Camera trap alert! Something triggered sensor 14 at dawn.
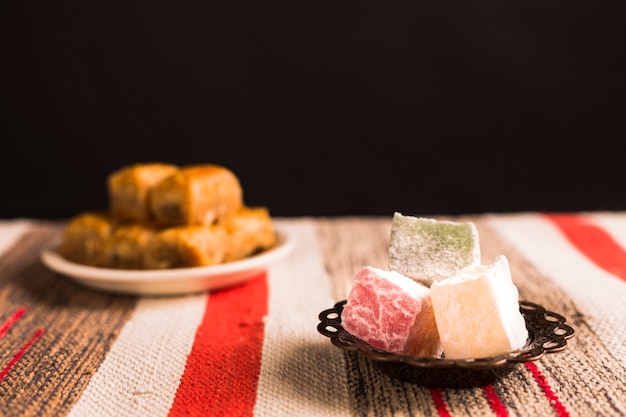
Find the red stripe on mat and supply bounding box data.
[0,307,26,339]
[0,328,44,381]
[429,388,452,417]
[525,362,570,417]
[547,213,626,282]
[168,272,268,417]
[483,384,508,417]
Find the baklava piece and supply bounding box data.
[218,206,277,262]
[102,222,157,269]
[144,225,230,269]
[108,162,179,222]
[149,164,243,227]
[58,211,114,266]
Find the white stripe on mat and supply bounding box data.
[487,213,626,367]
[67,294,207,417]
[0,220,31,255]
[254,220,352,417]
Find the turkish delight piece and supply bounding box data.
[341,266,443,358]
[389,213,480,284]
[430,255,529,359]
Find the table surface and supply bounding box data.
[0,213,624,417]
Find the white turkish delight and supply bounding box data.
[430,255,529,359]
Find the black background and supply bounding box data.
[2,0,625,219]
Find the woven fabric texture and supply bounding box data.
[0,215,624,417]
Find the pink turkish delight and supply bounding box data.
[341,266,443,358]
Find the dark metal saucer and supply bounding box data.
[317,300,574,388]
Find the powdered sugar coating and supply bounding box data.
[341,266,441,356]
[430,255,529,359]
[389,213,480,284]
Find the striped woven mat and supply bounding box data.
[0,214,624,417]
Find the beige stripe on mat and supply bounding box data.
[254,220,352,417]
[66,294,207,417]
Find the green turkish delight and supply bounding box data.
[388,212,480,284]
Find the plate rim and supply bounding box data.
[41,228,294,287]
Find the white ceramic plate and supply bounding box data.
[41,229,294,296]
